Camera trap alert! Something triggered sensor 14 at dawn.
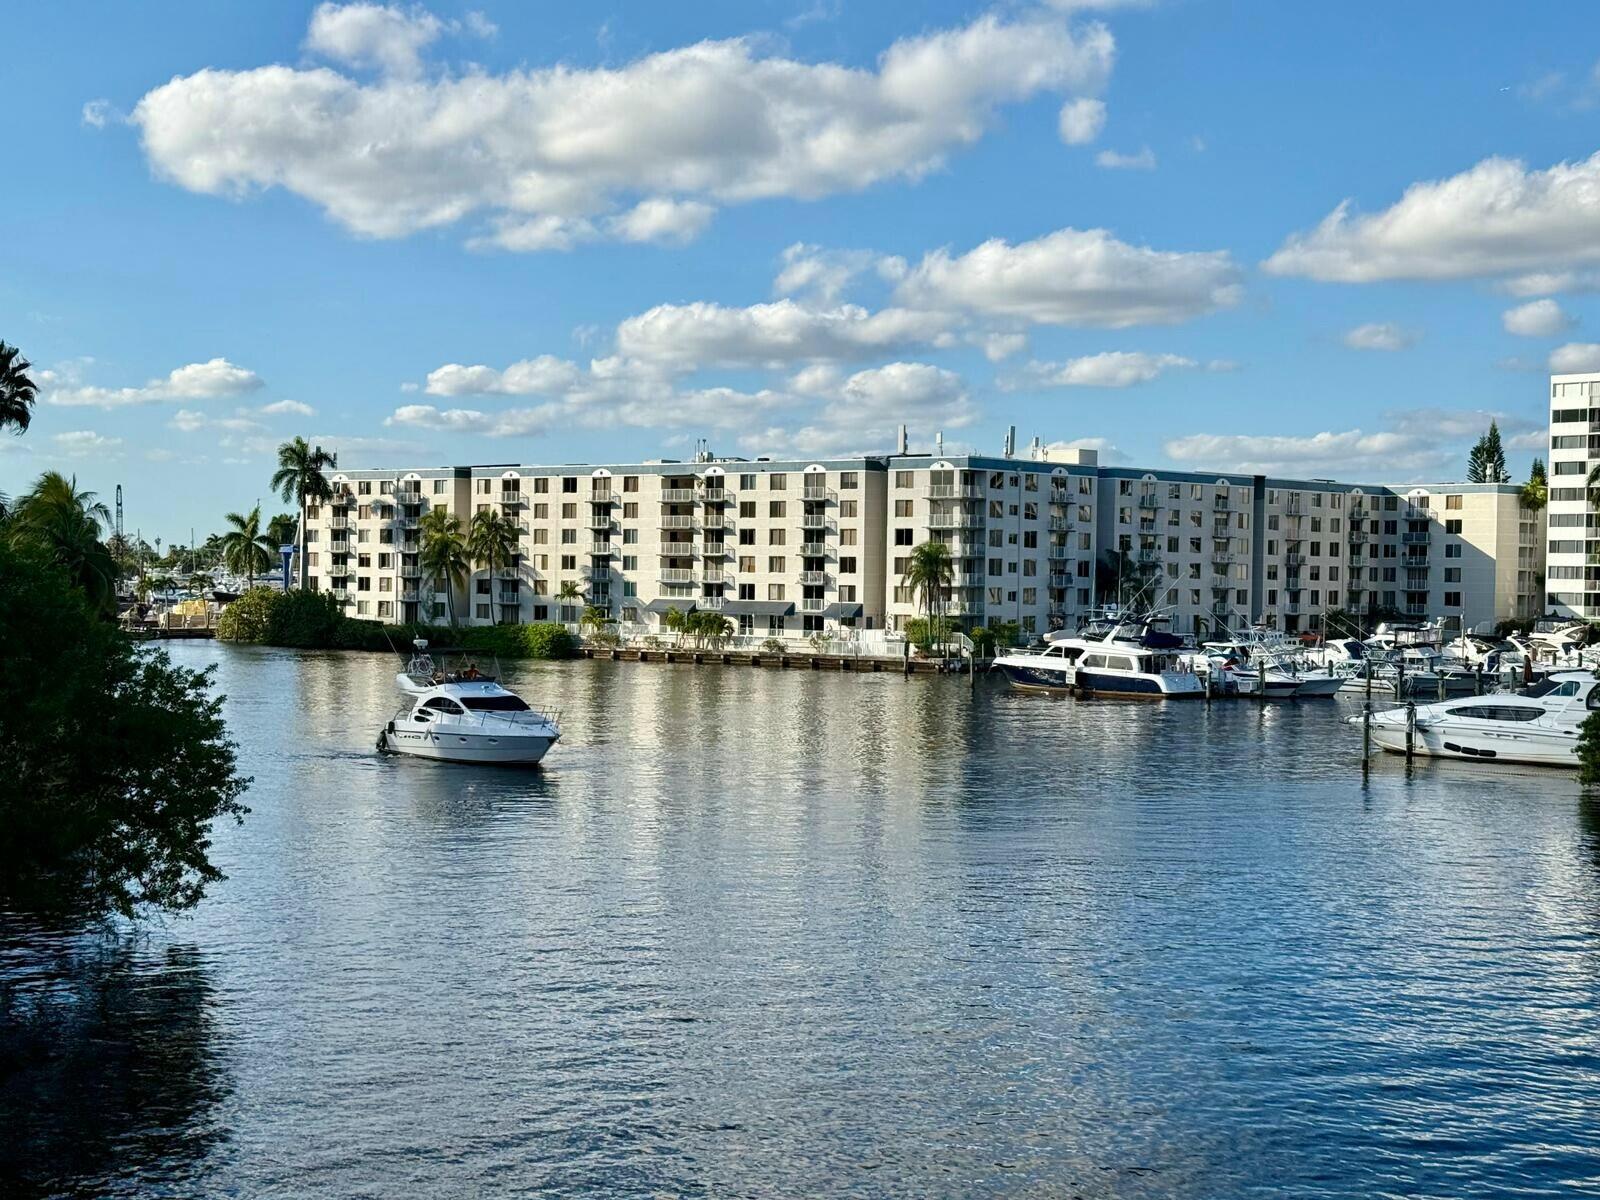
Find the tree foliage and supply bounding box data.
[271,437,336,590]
[1520,458,1548,513]
[6,471,119,616]
[1580,709,1600,787]
[220,506,275,585]
[418,508,469,625]
[0,545,249,918]
[0,340,37,434]
[1466,420,1510,484]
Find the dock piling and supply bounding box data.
[1362,702,1372,778]
[1404,701,1416,762]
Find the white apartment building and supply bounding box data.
[302,448,1542,639]
[306,456,890,636]
[1548,371,1600,619]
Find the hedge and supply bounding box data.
[217,587,576,659]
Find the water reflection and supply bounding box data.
[8,643,1600,1197]
[0,925,227,1199]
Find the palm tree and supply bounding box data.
[1521,458,1547,513]
[266,512,298,550]
[220,505,275,587]
[468,509,520,624]
[419,508,469,625]
[580,603,611,634]
[270,437,337,590]
[661,604,686,642]
[0,342,38,435]
[7,471,117,614]
[902,539,954,651]
[555,579,586,623]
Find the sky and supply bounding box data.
[3,0,1597,544]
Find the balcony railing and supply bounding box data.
[1049,516,1073,531]
[800,514,838,531]
[1048,543,1071,561]
[395,514,420,529]
[1213,496,1231,511]
[800,542,830,558]
[699,570,730,587]
[330,490,355,507]
[802,485,837,502]
[701,542,733,559]
[499,490,524,506]
[1212,552,1234,565]
[496,593,521,606]
[588,514,615,531]
[799,570,829,586]
[1137,495,1161,510]
[699,595,726,610]
[800,598,827,613]
[1286,496,1304,515]
[660,488,698,504]
[589,487,614,505]
[925,483,983,500]
[400,565,422,579]
[1049,572,1071,588]
[659,515,696,530]
[1135,550,1162,565]
[926,512,980,530]
[586,541,615,556]
[1402,531,1430,544]
[701,488,728,505]
[660,569,696,584]
[1286,553,1305,567]
[658,543,698,559]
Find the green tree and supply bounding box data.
[0,340,38,434]
[1580,709,1600,787]
[220,505,275,586]
[467,509,520,623]
[580,603,611,634]
[0,544,249,917]
[1521,457,1548,513]
[661,604,687,640]
[7,471,118,616]
[419,507,469,625]
[1466,420,1510,484]
[266,512,298,550]
[902,540,954,650]
[270,437,337,591]
[555,578,586,623]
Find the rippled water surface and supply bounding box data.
[5,643,1600,1198]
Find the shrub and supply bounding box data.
[216,587,278,643]
[0,544,249,917]
[1581,710,1600,787]
[519,622,577,659]
[265,588,344,648]
[970,627,997,658]
[904,615,953,653]
[760,637,786,653]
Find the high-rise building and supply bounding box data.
[1547,371,1600,619]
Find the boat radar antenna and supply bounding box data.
[413,637,429,652]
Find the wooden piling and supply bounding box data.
[1362,702,1372,778]
[1405,701,1416,762]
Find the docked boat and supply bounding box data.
[1350,671,1598,767]
[994,612,1205,698]
[377,641,561,766]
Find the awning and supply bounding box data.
[645,599,696,614]
[723,600,794,617]
[820,603,863,619]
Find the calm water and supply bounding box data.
[5,644,1600,1198]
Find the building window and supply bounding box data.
[895,529,913,546]
[1444,592,1462,607]
[895,471,914,488]
[769,474,786,490]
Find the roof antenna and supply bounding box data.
[897,424,908,455]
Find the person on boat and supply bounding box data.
[463,662,482,680]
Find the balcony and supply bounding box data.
[1049,486,1071,505]
[660,488,698,504]
[1349,531,1368,544]
[800,513,838,531]
[925,483,983,500]
[1348,505,1366,521]
[659,515,696,531]
[328,515,350,530]
[1213,496,1231,511]
[799,570,830,586]
[802,484,837,502]
[589,487,614,505]
[1135,549,1162,566]
[585,563,611,581]
[1286,495,1304,515]
[800,542,831,558]
[1286,553,1305,567]
[660,568,696,585]
[400,564,422,579]
[496,592,521,607]
[499,490,524,506]
[1402,531,1430,544]
[800,598,827,614]
[588,514,616,531]
[701,542,733,559]
[394,513,420,529]
[700,570,730,587]
[925,512,980,530]
[1212,552,1234,565]
[1284,602,1301,615]
[658,543,698,559]
[1049,571,1072,588]
[1404,603,1428,617]
[1137,495,1161,510]
[330,490,355,507]
[586,541,615,556]
[701,487,728,505]
[327,565,351,579]
[699,595,726,610]
[1048,543,1071,561]
[1049,516,1074,531]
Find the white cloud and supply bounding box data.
[972,331,1028,361]
[745,362,976,457]
[894,227,1241,328]
[1058,97,1106,145]
[787,364,843,395]
[614,299,951,370]
[1095,145,1155,170]
[1502,270,1600,297]
[168,408,266,434]
[387,403,495,432]
[1164,406,1543,478]
[260,398,317,416]
[424,355,583,396]
[607,197,715,245]
[43,357,263,408]
[1265,152,1600,284]
[81,99,114,129]
[132,11,1114,249]
[1551,343,1600,373]
[1502,298,1574,337]
[1342,322,1418,352]
[773,243,879,303]
[52,430,124,457]
[305,3,443,76]
[1025,350,1199,387]
[463,10,497,38]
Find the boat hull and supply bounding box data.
[995,661,1204,698]
[382,724,557,766]
[1366,721,1576,768]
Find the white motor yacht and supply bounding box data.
[377,641,561,766]
[994,612,1205,698]
[1350,671,1599,768]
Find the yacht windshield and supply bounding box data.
[1516,678,1576,699]
[460,695,530,712]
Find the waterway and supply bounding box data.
[4,644,1599,1198]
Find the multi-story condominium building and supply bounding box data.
[881,449,1100,638]
[309,456,889,636]
[302,449,1543,640]
[1548,371,1600,619]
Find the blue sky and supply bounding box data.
[3,0,1595,541]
